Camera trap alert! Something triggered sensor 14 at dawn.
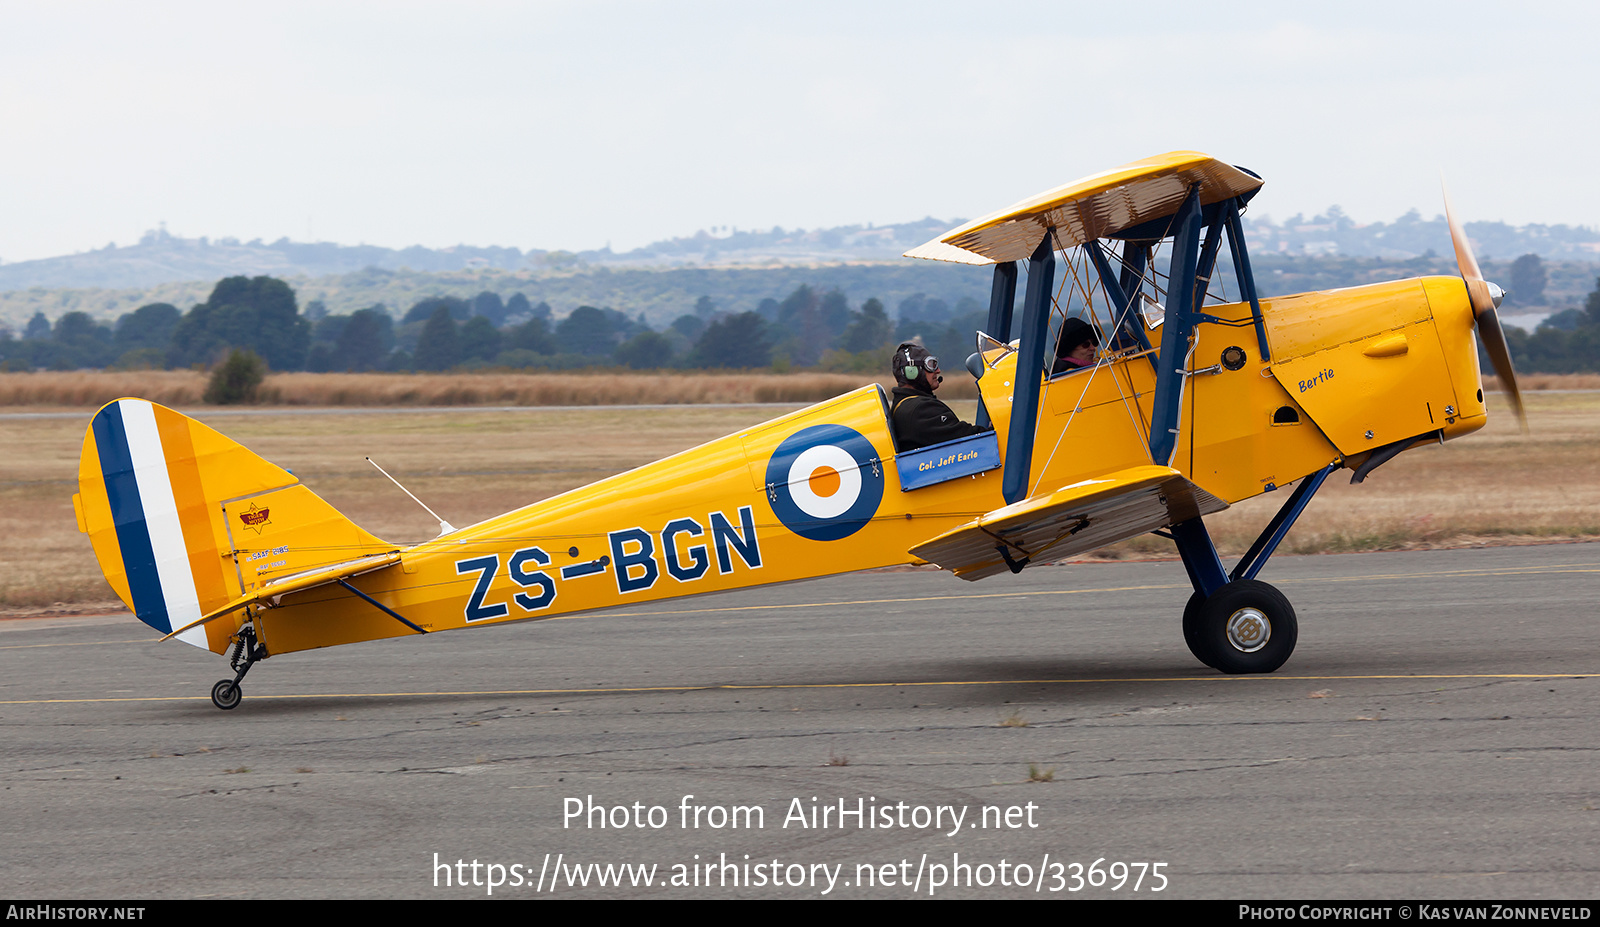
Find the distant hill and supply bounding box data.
[0,219,959,294]
[4,253,1596,339]
[3,208,1597,333]
[0,263,998,333]
[4,210,1595,298]
[1241,208,1600,262]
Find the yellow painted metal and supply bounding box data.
[253,386,1010,655]
[1363,333,1410,358]
[1265,281,1461,454]
[222,484,395,593]
[1182,299,1342,500]
[1420,275,1489,439]
[1035,357,1158,497]
[1262,278,1434,359]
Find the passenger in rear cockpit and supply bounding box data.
[1050,317,1099,377]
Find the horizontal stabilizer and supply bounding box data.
[160,552,403,642]
[908,465,1227,580]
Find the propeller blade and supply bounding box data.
[1475,307,1528,432]
[1442,180,1498,318]
[1443,179,1526,433]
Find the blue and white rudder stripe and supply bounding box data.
[90,399,209,649]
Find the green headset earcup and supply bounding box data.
[904,365,919,380]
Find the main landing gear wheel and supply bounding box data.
[1185,579,1297,674]
[211,679,242,710]
[1181,591,1214,668]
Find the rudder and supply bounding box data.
[77,398,394,652]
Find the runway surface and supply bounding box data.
[2,544,1596,899]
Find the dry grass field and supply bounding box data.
[3,385,1596,616]
[0,370,986,408]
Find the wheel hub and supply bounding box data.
[1225,607,1271,653]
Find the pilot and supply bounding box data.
[890,342,989,452]
[1050,317,1099,376]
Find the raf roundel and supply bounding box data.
[765,424,884,541]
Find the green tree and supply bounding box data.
[840,297,891,352]
[311,314,349,346]
[506,316,556,354]
[114,303,181,354]
[334,307,393,371]
[556,306,616,356]
[402,296,471,324]
[414,307,461,371]
[472,291,507,325]
[670,314,706,340]
[774,285,822,365]
[23,312,50,341]
[203,349,267,404]
[1508,254,1547,306]
[459,315,503,362]
[615,331,675,369]
[818,289,851,340]
[305,342,337,372]
[52,312,115,368]
[688,312,771,368]
[168,276,309,370]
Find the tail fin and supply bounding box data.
[76,398,394,653]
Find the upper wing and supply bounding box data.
[908,465,1227,580]
[903,151,1263,265]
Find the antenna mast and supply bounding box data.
[366,457,457,536]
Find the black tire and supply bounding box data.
[1195,580,1297,674]
[1181,590,1214,668]
[211,679,242,710]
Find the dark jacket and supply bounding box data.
[890,385,987,452]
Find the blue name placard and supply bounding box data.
[895,431,1001,491]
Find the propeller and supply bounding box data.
[1442,180,1527,432]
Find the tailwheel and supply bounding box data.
[1188,580,1297,674]
[211,679,242,710]
[208,624,267,710]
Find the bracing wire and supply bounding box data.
[1028,232,1165,497]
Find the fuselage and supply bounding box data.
[245,275,1487,657]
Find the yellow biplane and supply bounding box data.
[74,151,1521,709]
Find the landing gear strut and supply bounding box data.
[1171,463,1334,673]
[210,625,267,710]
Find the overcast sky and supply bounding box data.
[1,1,1595,263]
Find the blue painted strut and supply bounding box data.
[1172,463,1337,596]
[1001,234,1056,505]
[1230,462,1337,581]
[976,261,1018,431]
[986,261,1017,343]
[1084,239,1152,353]
[1172,517,1229,597]
[1146,185,1203,467]
[1223,199,1270,361]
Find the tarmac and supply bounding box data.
[1,544,1596,899]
